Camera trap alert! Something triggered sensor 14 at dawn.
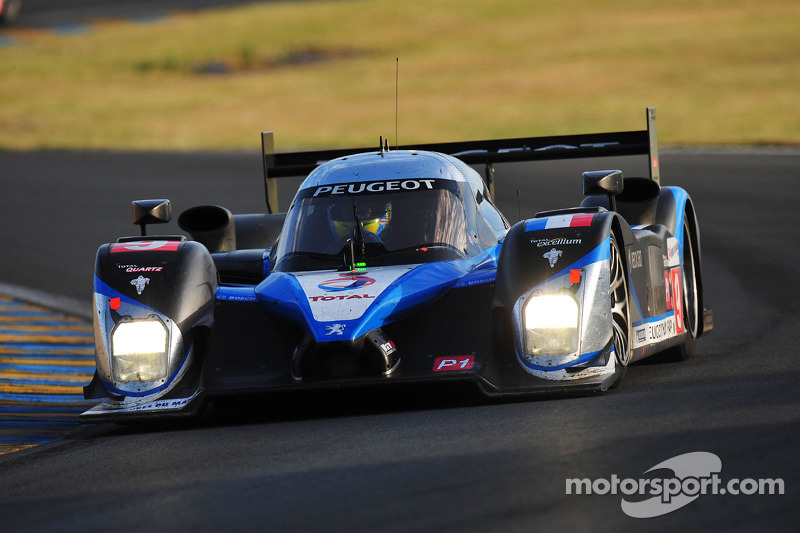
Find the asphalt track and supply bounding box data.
[0,147,798,532]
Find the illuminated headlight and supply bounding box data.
[523,294,579,356]
[111,319,169,382]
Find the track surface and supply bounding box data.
[0,148,798,531]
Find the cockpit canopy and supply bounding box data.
[273,177,468,271]
[272,150,506,272]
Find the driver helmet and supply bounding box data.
[328,200,392,238]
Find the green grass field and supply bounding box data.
[1,0,798,150]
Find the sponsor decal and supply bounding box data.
[117,264,163,272]
[531,237,582,247]
[126,396,194,412]
[130,275,150,295]
[125,266,163,273]
[110,297,121,310]
[380,341,397,356]
[309,294,375,302]
[665,237,680,268]
[110,241,180,253]
[453,271,497,288]
[297,267,406,322]
[318,275,375,292]
[570,269,581,284]
[649,319,675,342]
[217,294,257,302]
[117,263,164,274]
[632,314,679,348]
[313,179,436,197]
[543,248,563,268]
[325,323,346,336]
[433,356,475,371]
[630,250,643,269]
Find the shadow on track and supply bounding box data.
[103,384,498,435]
[99,381,604,436]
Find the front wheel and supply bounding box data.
[609,233,631,387]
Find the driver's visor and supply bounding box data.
[332,216,386,238]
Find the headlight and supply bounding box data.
[111,319,169,382]
[523,294,579,356]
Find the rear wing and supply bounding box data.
[261,107,660,214]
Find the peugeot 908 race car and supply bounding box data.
[81,108,712,422]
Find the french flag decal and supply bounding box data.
[525,213,594,232]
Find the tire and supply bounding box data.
[664,225,699,361]
[609,233,631,387]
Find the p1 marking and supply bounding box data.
[433,356,474,372]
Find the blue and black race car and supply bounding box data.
[81,108,712,422]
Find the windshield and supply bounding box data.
[273,179,468,272]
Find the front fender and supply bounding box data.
[89,238,217,400]
[495,209,626,305]
[494,208,627,377]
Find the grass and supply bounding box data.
[0,0,798,150]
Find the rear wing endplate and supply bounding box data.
[261,107,660,214]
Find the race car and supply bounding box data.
[81,108,712,422]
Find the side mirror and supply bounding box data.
[132,199,172,236]
[582,170,624,212]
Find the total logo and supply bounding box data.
[318,275,376,292]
